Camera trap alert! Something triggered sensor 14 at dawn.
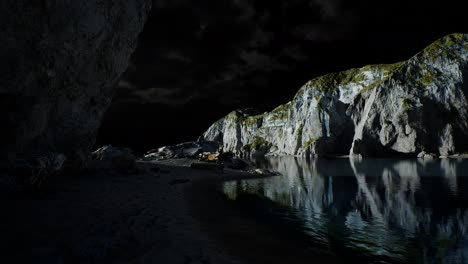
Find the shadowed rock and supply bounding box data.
[0,0,151,168]
[92,145,136,171]
[144,141,221,160]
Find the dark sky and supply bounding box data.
[96,0,468,153]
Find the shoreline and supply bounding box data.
[184,171,343,264]
[0,159,274,263]
[264,153,468,159]
[156,159,343,263]
[2,157,466,263]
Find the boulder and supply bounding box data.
[143,141,221,160]
[7,153,68,189]
[417,151,437,159]
[92,145,136,170]
[198,152,220,161]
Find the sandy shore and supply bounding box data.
[0,159,341,264]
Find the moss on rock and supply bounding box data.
[243,136,271,151]
[306,68,363,93]
[401,98,414,111]
[420,70,436,86]
[270,103,290,120]
[419,33,466,62]
[304,61,404,95]
[304,136,322,148]
[296,123,304,139]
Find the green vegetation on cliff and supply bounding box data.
[205,33,468,158]
[302,34,466,96]
[306,68,363,93]
[243,136,271,151]
[304,61,404,95]
[420,33,465,61]
[304,136,322,148]
[270,103,290,120]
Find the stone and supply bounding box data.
[143,141,221,160]
[202,34,468,158]
[417,151,436,159]
[218,151,236,161]
[35,153,68,174]
[2,152,70,189]
[0,0,152,167]
[92,145,136,170]
[198,152,220,161]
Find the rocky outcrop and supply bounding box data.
[0,1,151,167]
[92,145,136,171]
[202,34,468,158]
[143,141,221,160]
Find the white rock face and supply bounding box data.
[202,34,468,157]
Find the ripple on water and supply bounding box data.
[221,157,468,264]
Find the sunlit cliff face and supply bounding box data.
[223,157,468,263]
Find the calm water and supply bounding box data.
[221,157,468,264]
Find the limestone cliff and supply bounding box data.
[202,34,468,158]
[0,0,151,166]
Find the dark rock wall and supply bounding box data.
[0,0,151,165]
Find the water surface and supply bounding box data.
[221,157,468,263]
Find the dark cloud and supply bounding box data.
[293,24,349,42]
[133,86,197,106]
[309,0,342,20]
[153,0,189,8]
[118,0,270,107]
[117,0,468,107]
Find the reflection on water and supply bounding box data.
[222,157,468,263]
